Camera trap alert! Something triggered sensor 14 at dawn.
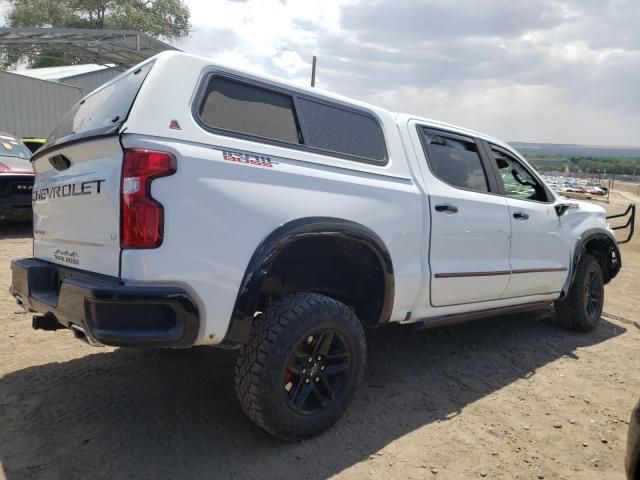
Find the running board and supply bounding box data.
[412,301,552,331]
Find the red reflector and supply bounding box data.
[121,149,177,249]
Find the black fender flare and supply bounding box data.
[221,217,395,347]
[560,228,621,298]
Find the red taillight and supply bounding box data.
[121,149,177,249]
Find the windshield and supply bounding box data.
[0,135,31,159]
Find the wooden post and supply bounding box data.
[311,56,317,87]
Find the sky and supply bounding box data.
[1,0,638,146]
[0,2,7,25]
[173,0,640,146]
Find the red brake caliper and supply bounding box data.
[285,341,307,391]
[284,371,294,386]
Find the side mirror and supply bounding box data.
[555,202,578,216]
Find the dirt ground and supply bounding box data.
[1,191,638,480]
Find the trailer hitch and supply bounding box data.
[607,203,635,244]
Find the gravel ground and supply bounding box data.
[0,191,638,480]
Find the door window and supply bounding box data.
[420,129,489,192]
[491,148,550,202]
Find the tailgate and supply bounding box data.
[30,59,154,277]
[32,138,123,277]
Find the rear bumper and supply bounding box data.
[10,258,199,347]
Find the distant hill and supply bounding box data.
[509,142,640,158]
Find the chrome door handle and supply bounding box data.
[513,212,529,220]
[435,204,458,214]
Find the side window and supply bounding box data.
[196,75,388,164]
[420,129,489,192]
[296,98,387,162]
[198,77,301,144]
[491,148,549,202]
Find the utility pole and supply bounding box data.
[611,168,616,191]
[311,56,317,87]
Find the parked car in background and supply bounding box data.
[0,133,34,221]
[20,137,47,154]
[585,182,608,195]
[541,175,609,197]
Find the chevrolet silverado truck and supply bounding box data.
[10,51,635,440]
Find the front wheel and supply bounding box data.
[554,254,604,332]
[234,292,366,440]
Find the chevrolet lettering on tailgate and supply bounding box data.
[32,179,105,202]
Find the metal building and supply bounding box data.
[0,70,82,138]
[13,64,120,96]
[0,27,177,139]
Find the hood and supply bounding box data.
[559,198,610,235]
[0,155,34,175]
[571,199,606,216]
[557,194,607,215]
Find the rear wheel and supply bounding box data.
[234,292,366,440]
[554,254,604,332]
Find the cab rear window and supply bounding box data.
[44,61,154,151]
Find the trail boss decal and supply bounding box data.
[53,249,79,265]
[222,150,278,168]
[33,179,105,203]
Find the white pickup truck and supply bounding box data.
[10,51,634,440]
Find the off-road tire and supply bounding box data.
[554,254,604,332]
[234,292,367,441]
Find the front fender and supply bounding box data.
[560,228,621,298]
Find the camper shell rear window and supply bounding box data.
[195,74,388,164]
[40,61,154,155]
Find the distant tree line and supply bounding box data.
[570,156,640,175]
[523,152,640,175]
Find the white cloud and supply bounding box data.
[366,84,639,145]
[272,50,306,75]
[174,0,348,85]
[0,0,10,26]
[175,0,640,145]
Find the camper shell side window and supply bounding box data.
[194,73,388,165]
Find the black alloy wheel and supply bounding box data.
[284,329,351,415]
[554,254,604,332]
[235,292,367,440]
[584,269,603,319]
